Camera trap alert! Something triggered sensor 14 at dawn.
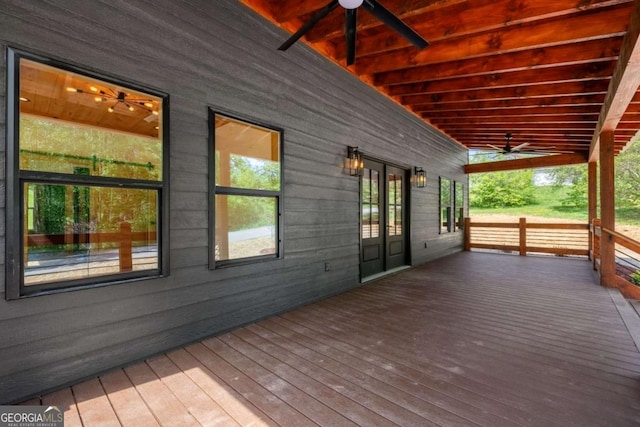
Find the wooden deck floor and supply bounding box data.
[21,252,640,426]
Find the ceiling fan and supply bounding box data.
[471,133,575,158]
[278,0,429,65]
[487,133,530,155]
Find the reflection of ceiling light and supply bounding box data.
[20,96,31,102]
[67,86,158,116]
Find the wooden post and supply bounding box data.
[587,161,598,260]
[519,217,527,256]
[119,222,133,272]
[599,130,615,287]
[464,217,471,251]
[592,218,601,270]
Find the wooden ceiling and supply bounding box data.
[20,59,162,139]
[241,0,640,161]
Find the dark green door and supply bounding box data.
[361,160,408,279]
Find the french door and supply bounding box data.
[360,159,408,279]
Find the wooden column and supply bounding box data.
[119,222,133,272]
[587,161,598,260]
[599,130,615,287]
[519,217,527,256]
[463,217,471,251]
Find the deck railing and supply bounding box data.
[593,221,640,293]
[27,222,157,271]
[464,217,590,257]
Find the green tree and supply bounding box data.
[547,164,588,208]
[616,140,640,208]
[470,169,536,208]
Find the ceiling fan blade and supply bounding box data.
[345,8,357,65]
[278,0,339,51]
[487,144,503,151]
[363,0,428,49]
[512,142,530,151]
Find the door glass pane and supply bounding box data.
[362,168,380,239]
[388,173,402,236]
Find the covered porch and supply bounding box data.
[23,252,640,426]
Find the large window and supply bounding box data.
[6,48,168,299]
[210,111,283,267]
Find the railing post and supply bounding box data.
[464,217,471,251]
[519,217,527,256]
[119,222,133,272]
[592,218,601,271]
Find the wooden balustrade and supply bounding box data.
[464,217,590,257]
[26,223,156,271]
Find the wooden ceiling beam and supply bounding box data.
[353,6,629,74]
[430,115,598,125]
[443,123,599,131]
[454,132,595,140]
[401,81,610,105]
[424,106,600,119]
[387,62,615,97]
[309,0,631,46]
[411,95,606,113]
[374,38,622,87]
[590,0,640,161]
[304,0,475,42]
[464,153,589,174]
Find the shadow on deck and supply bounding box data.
[21,252,640,426]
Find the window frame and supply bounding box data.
[454,181,465,232]
[439,176,453,234]
[208,109,284,269]
[5,47,170,299]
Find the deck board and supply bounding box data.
[29,252,640,426]
[99,369,159,427]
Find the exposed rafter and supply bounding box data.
[241,0,638,163]
[589,0,640,162]
[464,153,588,174]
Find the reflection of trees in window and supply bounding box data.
[6,49,167,299]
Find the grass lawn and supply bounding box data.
[470,185,640,226]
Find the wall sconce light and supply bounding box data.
[414,166,426,188]
[346,146,364,176]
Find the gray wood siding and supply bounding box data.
[0,0,467,403]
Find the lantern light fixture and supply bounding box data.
[414,166,426,188]
[346,146,364,176]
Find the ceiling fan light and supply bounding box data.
[107,106,114,113]
[339,0,363,9]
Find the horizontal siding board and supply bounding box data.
[0,0,466,402]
